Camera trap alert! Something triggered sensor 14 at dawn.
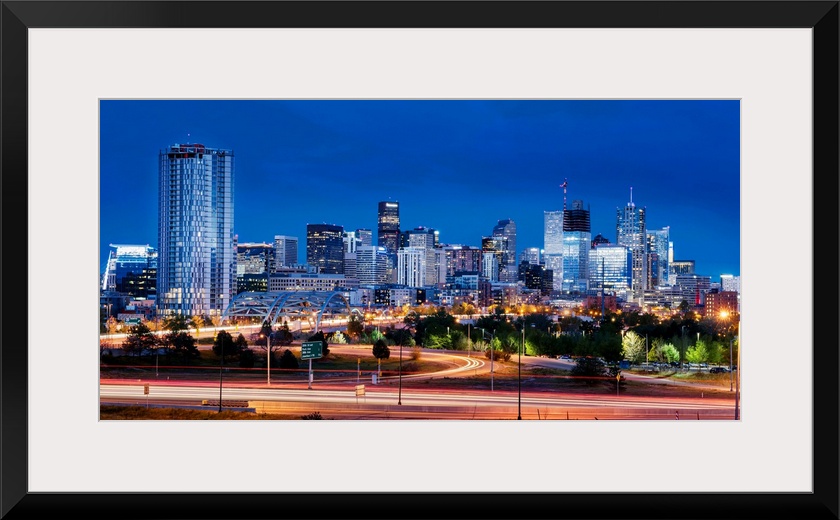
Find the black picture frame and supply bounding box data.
[2,2,837,519]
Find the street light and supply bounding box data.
[398,340,403,405]
[260,325,271,386]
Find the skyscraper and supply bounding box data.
[543,210,564,291]
[377,201,400,256]
[616,188,647,301]
[397,246,426,288]
[403,227,438,286]
[306,224,345,275]
[273,235,299,269]
[647,226,670,286]
[481,236,507,282]
[492,219,517,282]
[562,200,591,293]
[355,228,373,247]
[157,144,234,318]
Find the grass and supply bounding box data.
[100,405,299,420]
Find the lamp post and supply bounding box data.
[261,327,271,386]
[729,337,734,392]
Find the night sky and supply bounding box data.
[100,100,740,279]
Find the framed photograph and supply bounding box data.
[3,1,837,519]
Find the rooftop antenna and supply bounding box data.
[560,178,568,211]
[630,186,634,206]
[187,132,190,144]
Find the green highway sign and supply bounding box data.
[301,341,323,360]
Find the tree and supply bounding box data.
[677,300,691,314]
[661,343,680,363]
[123,322,157,356]
[212,330,236,362]
[239,348,256,368]
[167,331,200,363]
[331,331,348,344]
[571,357,607,381]
[273,321,294,346]
[162,314,190,333]
[685,341,710,364]
[346,314,364,340]
[307,331,330,357]
[279,349,299,369]
[105,316,119,335]
[621,330,646,363]
[372,339,391,360]
[234,333,248,352]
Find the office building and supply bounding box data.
[397,246,426,288]
[492,219,517,282]
[236,242,275,294]
[616,189,647,301]
[562,200,591,293]
[356,228,373,247]
[101,244,158,299]
[647,227,671,286]
[157,143,234,317]
[589,244,632,300]
[273,235,298,269]
[377,201,400,257]
[544,210,564,291]
[306,224,345,275]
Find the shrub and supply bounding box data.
[300,412,323,420]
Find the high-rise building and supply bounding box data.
[157,144,234,317]
[616,189,647,301]
[377,201,400,256]
[356,246,392,285]
[720,274,741,294]
[544,210,564,291]
[273,235,298,269]
[674,274,712,306]
[492,219,517,282]
[343,231,359,253]
[236,242,275,293]
[562,200,591,293]
[647,227,671,286]
[397,246,426,288]
[591,233,610,248]
[588,244,632,301]
[355,228,372,247]
[101,244,157,298]
[481,236,507,282]
[519,247,542,266]
[670,260,695,276]
[306,224,345,275]
[403,227,437,286]
[442,245,482,282]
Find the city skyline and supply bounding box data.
[100,100,740,279]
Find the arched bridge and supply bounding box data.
[221,291,362,331]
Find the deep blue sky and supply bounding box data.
[100,100,740,279]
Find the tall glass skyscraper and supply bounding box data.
[616,189,647,301]
[492,219,517,282]
[647,226,670,287]
[543,210,564,291]
[158,144,234,318]
[306,224,345,274]
[562,200,591,293]
[589,244,632,301]
[377,201,400,257]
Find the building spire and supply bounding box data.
[630,186,634,207]
[560,178,568,211]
